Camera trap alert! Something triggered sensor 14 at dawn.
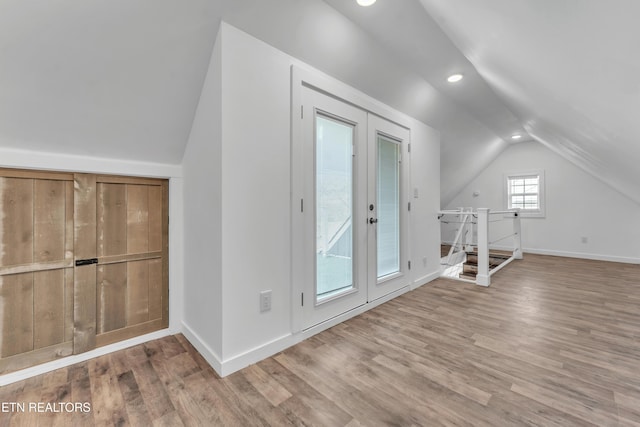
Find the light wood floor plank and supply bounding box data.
[2,254,640,426]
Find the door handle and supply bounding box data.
[75,258,98,267]
[369,218,378,224]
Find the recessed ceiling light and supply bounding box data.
[447,73,464,83]
[357,0,376,6]
[511,134,522,140]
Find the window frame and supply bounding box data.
[504,170,545,218]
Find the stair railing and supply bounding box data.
[476,208,522,286]
[439,207,522,286]
[439,208,474,267]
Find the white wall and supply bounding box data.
[220,24,293,361]
[444,141,640,263]
[410,123,442,285]
[182,23,441,376]
[181,28,224,366]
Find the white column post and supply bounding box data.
[512,208,523,259]
[476,208,490,286]
[463,207,474,252]
[456,207,464,247]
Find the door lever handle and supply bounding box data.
[369,218,378,224]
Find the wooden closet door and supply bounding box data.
[0,170,75,374]
[0,170,169,374]
[93,175,169,348]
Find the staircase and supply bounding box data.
[439,207,523,286]
[459,250,511,280]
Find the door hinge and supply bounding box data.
[301,105,304,119]
[408,260,411,270]
[301,199,304,212]
[407,143,411,153]
[301,292,304,306]
[408,202,411,211]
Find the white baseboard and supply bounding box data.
[222,286,410,377]
[0,327,177,386]
[181,323,308,378]
[181,322,223,374]
[412,270,441,290]
[182,285,413,378]
[293,285,410,351]
[521,247,640,264]
[218,333,296,377]
[442,241,640,265]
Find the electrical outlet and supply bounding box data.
[422,256,427,267]
[581,236,588,244]
[260,290,272,312]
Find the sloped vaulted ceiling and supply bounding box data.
[4,0,634,207]
[1,0,527,199]
[320,0,525,206]
[226,0,532,206]
[0,0,221,163]
[419,0,640,204]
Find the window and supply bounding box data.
[505,170,545,217]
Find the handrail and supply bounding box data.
[440,209,518,216]
[438,210,464,215]
[438,210,479,219]
[487,209,519,215]
[438,210,463,220]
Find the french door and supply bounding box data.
[0,169,169,374]
[367,115,410,301]
[300,86,369,328]
[298,86,410,329]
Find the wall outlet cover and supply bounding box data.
[260,290,272,312]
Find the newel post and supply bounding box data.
[513,208,523,260]
[476,208,490,286]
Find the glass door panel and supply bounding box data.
[298,86,368,329]
[316,115,354,301]
[367,116,410,301]
[377,135,401,279]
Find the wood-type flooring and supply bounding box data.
[2,254,640,426]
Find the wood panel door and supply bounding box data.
[0,169,168,374]
[0,170,75,373]
[93,175,169,348]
